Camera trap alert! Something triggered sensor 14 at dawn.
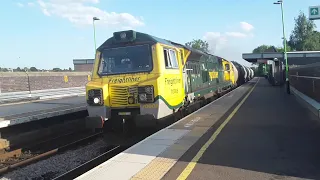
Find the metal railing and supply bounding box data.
[289,62,320,103]
[0,87,85,104]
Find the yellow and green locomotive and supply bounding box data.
[85,30,246,132]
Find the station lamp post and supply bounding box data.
[274,0,290,94]
[93,17,100,54]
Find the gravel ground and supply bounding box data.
[0,138,107,180]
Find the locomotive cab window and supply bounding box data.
[163,48,179,69]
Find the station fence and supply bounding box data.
[0,72,91,103]
[289,62,320,103]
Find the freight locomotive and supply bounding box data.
[85,30,254,134]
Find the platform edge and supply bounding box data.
[290,86,320,119]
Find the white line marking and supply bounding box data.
[184,117,201,128]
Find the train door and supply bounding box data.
[222,60,231,81]
[181,50,191,94]
[217,58,223,84]
[200,60,209,89]
[184,62,193,93]
[194,63,202,90]
[210,56,220,87]
[187,62,199,92]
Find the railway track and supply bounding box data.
[0,129,103,176]
[0,126,156,179]
[0,87,234,179]
[53,145,126,180]
[52,90,234,179]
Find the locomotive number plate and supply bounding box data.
[118,112,131,115]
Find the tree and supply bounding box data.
[303,31,320,50]
[30,67,38,72]
[252,42,292,53]
[288,11,320,51]
[53,68,62,72]
[16,67,21,72]
[252,45,276,53]
[276,41,293,52]
[185,39,209,53]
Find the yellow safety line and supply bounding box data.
[176,78,260,180]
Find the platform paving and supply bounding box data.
[76,77,320,180]
[163,78,320,180]
[76,79,256,180]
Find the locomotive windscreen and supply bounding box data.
[98,44,153,75]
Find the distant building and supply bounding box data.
[243,51,320,66]
[73,59,95,71]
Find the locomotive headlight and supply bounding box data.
[87,89,103,106]
[145,86,153,94]
[138,85,154,103]
[93,97,100,104]
[139,94,147,101]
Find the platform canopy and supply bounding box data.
[242,51,320,65]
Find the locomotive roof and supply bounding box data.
[98,30,227,60]
[97,31,175,50]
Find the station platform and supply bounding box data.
[76,77,320,180]
[0,96,86,128]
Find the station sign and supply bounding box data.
[309,6,320,20]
